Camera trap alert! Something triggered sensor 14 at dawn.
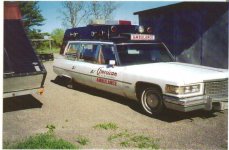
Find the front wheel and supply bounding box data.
[140,88,164,115]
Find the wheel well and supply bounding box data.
[60,75,72,80]
[135,82,162,100]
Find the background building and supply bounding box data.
[134,2,228,69]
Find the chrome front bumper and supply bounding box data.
[163,95,228,112]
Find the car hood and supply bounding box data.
[124,62,228,85]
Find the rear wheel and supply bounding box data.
[55,76,73,89]
[65,78,74,89]
[140,88,164,115]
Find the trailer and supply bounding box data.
[4,2,47,98]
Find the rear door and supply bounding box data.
[61,41,101,86]
[73,43,100,86]
[55,42,81,79]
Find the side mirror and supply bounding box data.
[109,60,115,67]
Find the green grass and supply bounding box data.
[120,141,130,147]
[108,130,130,141]
[94,122,118,130]
[221,143,228,149]
[130,135,159,149]
[46,124,56,133]
[3,141,10,149]
[4,133,77,149]
[108,130,159,149]
[76,135,90,146]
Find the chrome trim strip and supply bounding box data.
[163,95,207,106]
[53,66,132,85]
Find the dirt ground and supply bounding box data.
[3,61,228,149]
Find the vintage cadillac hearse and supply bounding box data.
[53,20,228,115]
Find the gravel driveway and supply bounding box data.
[3,61,228,149]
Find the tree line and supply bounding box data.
[18,1,119,53]
[61,1,119,28]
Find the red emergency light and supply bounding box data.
[106,20,131,25]
[118,20,131,25]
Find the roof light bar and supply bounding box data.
[89,19,105,25]
[106,20,131,25]
[118,20,131,25]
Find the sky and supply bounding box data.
[38,1,178,33]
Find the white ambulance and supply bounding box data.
[53,20,228,115]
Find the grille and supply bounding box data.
[205,79,228,101]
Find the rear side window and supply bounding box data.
[64,42,115,64]
[64,43,99,63]
[81,44,99,63]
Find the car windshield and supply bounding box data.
[116,43,174,65]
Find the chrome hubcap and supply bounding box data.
[146,93,159,108]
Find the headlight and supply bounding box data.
[165,84,200,95]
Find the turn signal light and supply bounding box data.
[38,88,44,95]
